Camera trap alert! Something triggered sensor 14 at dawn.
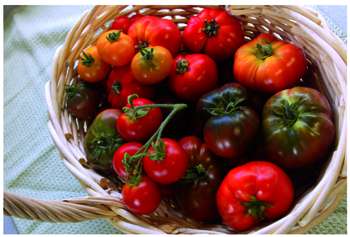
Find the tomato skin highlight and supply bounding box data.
[116,98,162,142]
[96,30,135,66]
[233,33,307,93]
[216,161,294,231]
[128,15,181,55]
[169,54,218,101]
[183,8,245,61]
[131,46,173,85]
[143,138,189,185]
[262,87,335,168]
[122,176,161,215]
[77,46,109,83]
[106,66,154,109]
[112,142,142,179]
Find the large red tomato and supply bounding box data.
[169,54,218,101]
[143,138,188,184]
[110,14,143,33]
[128,16,181,55]
[106,66,154,109]
[233,33,307,93]
[217,161,294,231]
[183,8,245,61]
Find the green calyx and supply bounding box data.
[148,140,166,161]
[181,164,208,183]
[176,59,189,74]
[140,47,154,61]
[256,43,273,60]
[106,31,121,42]
[137,41,149,51]
[112,82,121,94]
[242,196,269,220]
[202,19,220,37]
[65,83,86,100]
[89,133,123,161]
[206,98,246,116]
[80,51,95,67]
[273,100,300,127]
[122,94,150,121]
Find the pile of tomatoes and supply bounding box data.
[66,7,336,232]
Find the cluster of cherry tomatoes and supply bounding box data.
[66,7,335,232]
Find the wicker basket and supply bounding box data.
[4,5,347,234]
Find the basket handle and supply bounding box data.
[4,191,123,222]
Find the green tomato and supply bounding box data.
[263,87,335,169]
[84,109,124,171]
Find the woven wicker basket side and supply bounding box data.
[4,5,347,234]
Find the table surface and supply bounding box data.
[4,5,347,234]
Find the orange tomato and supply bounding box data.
[96,30,135,66]
[131,46,173,85]
[77,46,109,83]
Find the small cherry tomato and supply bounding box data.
[116,98,162,141]
[217,161,294,231]
[128,15,181,55]
[106,66,154,109]
[77,46,109,83]
[183,8,245,61]
[112,142,142,179]
[169,54,218,101]
[122,176,161,215]
[143,138,188,184]
[110,14,143,33]
[131,46,173,85]
[96,30,135,66]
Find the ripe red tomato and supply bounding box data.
[183,8,245,61]
[116,98,162,141]
[106,66,154,109]
[110,14,143,33]
[217,161,294,231]
[112,142,142,179]
[128,15,181,55]
[77,46,109,83]
[131,46,173,85]
[233,33,307,93]
[143,138,188,184]
[169,54,218,101]
[122,176,161,215]
[96,30,135,66]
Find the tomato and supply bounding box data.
[183,8,245,61]
[233,33,307,93]
[217,161,294,231]
[112,142,142,179]
[128,15,181,55]
[177,136,222,222]
[77,46,109,83]
[122,176,161,215]
[65,80,101,121]
[262,87,335,169]
[106,66,154,109]
[96,30,135,66]
[84,109,124,171]
[110,14,143,33]
[116,98,162,141]
[131,46,173,85]
[197,83,259,159]
[169,54,218,101]
[143,138,188,184]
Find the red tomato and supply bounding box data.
[217,161,294,231]
[77,46,109,83]
[106,66,154,109]
[122,176,161,215]
[169,54,218,101]
[128,16,181,55]
[116,98,162,141]
[112,142,142,179]
[131,46,173,85]
[96,30,135,66]
[143,138,188,184]
[183,8,245,61]
[110,14,143,33]
[233,33,307,93]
